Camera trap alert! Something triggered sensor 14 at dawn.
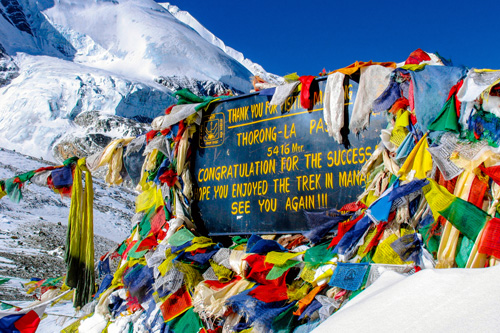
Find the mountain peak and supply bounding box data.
[0,0,279,161]
[160,2,283,85]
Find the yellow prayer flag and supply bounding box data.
[395,110,410,128]
[372,234,413,265]
[184,241,216,253]
[398,133,433,180]
[422,179,456,223]
[357,228,377,258]
[136,186,163,212]
[264,251,304,266]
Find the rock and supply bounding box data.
[155,75,242,96]
[0,43,19,87]
[52,111,150,162]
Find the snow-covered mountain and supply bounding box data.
[161,2,283,85]
[0,0,279,161]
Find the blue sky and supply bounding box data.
[166,1,499,77]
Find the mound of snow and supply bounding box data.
[313,265,500,332]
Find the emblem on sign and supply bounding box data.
[200,112,225,148]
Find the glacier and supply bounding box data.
[0,0,278,161]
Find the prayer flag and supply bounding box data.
[328,263,369,291]
[0,304,47,333]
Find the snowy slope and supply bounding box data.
[0,0,279,161]
[37,0,254,90]
[0,148,135,300]
[0,54,170,160]
[313,265,500,332]
[0,0,254,90]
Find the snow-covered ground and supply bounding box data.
[0,148,135,301]
[0,148,134,242]
[313,265,500,332]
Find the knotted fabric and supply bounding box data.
[323,72,345,143]
[65,158,94,308]
[299,75,316,110]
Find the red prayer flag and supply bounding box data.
[204,276,241,290]
[364,222,388,254]
[243,254,287,286]
[468,176,488,209]
[298,75,316,110]
[405,48,431,65]
[248,284,289,303]
[327,213,365,249]
[150,208,166,234]
[340,201,367,212]
[478,218,500,259]
[479,164,500,187]
[160,286,192,322]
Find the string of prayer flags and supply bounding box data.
[6,52,500,332]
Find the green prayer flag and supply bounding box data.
[428,95,460,133]
[63,156,79,167]
[173,308,204,333]
[272,302,298,333]
[419,224,440,254]
[16,170,36,183]
[0,301,15,310]
[304,242,333,267]
[147,152,166,182]
[116,241,128,256]
[439,197,489,241]
[4,177,22,203]
[168,228,195,247]
[455,235,474,268]
[266,260,301,280]
[174,88,221,111]
[127,241,148,259]
[41,276,63,287]
[138,207,155,239]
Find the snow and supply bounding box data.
[37,301,80,333]
[313,265,500,332]
[161,2,284,85]
[0,0,279,161]
[0,54,173,161]
[37,0,254,89]
[0,148,134,242]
